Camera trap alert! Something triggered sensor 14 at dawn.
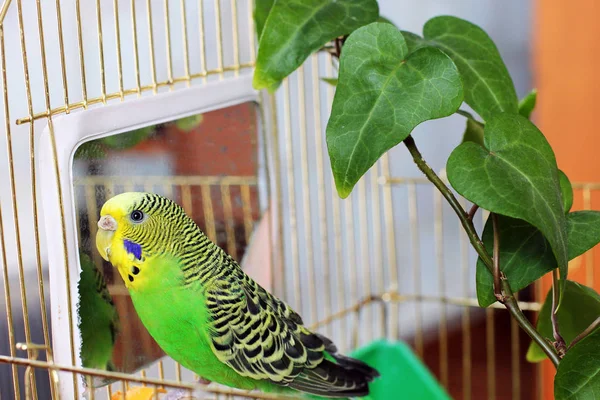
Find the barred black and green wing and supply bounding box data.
[204,254,379,398]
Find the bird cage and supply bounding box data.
[0,1,596,400]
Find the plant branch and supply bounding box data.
[491,213,504,301]
[456,109,476,119]
[551,269,567,356]
[456,109,484,126]
[329,35,349,59]
[334,38,342,59]
[467,204,479,221]
[500,279,560,366]
[403,136,484,257]
[403,134,561,368]
[568,316,600,350]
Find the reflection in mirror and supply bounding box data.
[72,103,261,388]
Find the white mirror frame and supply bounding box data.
[38,75,272,398]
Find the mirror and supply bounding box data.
[71,102,262,387]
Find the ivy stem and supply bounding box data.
[568,316,600,350]
[456,109,476,119]
[500,280,561,366]
[491,214,504,301]
[402,135,561,368]
[334,38,341,59]
[551,270,567,356]
[467,204,479,221]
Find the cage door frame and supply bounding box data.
[38,75,261,399]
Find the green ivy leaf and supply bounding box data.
[253,0,275,38]
[461,117,484,147]
[74,142,106,160]
[401,30,427,54]
[175,114,204,132]
[327,23,463,198]
[377,16,396,27]
[527,281,600,363]
[518,89,537,119]
[101,126,155,150]
[401,16,518,121]
[447,113,568,282]
[253,0,379,91]
[475,216,554,307]
[559,170,573,213]
[555,328,600,399]
[565,211,600,258]
[476,210,600,307]
[320,77,338,87]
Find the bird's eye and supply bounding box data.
[130,210,145,222]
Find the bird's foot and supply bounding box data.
[196,376,211,385]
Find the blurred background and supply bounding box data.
[0,0,597,399]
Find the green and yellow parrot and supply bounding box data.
[95,192,379,398]
[78,251,120,372]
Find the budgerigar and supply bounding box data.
[78,251,120,372]
[95,192,379,398]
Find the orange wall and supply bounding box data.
[534,1,600,398]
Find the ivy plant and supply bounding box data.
[74,115,204,160]
[253,2,600,398]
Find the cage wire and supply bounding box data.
[0,1,597,400]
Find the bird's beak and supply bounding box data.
[96,215,117,262]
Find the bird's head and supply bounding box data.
[96,192,196,289]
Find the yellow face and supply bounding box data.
[96,192,153,289]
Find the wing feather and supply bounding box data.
[204,255,377,396]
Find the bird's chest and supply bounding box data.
[129,285,216,368]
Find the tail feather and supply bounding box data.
[330,353,380,381]
[288,357,379,398]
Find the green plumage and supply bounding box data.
[97,192,379,398]
[78,251,120,372]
